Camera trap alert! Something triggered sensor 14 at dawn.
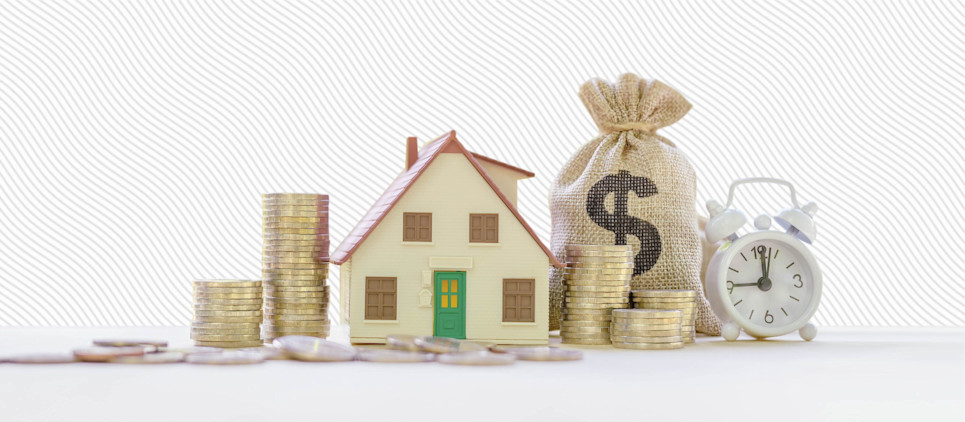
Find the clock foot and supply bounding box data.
[799,323,817,341]
[722,322,740,341]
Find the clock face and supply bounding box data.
[725,237,816,331]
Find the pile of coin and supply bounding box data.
[631,289,697,343]
[610,309,684,350]
[262,193,331,340]
[560,245,632,345]
[191,279,264,348]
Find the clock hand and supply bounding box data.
[765,247,772,281]
[731,283,757,287]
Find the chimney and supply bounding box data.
[406,137,419,170]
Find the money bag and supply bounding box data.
[549,74,721,335]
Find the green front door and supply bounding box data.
[433,271,466,339]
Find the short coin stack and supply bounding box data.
[610,309,684,350]
[262,193,331,341]
[192,279,264,348]
[560,245,632,345]
[631,289,697,342]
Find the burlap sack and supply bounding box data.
[549,74,721,335]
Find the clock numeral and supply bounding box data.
[793,274,803,288]
[727,281,734,294]
[764,310,774,324]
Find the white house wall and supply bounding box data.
[346,153,550,344]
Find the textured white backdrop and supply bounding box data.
[0,0,962,327]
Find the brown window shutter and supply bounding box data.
[403,213,431,242]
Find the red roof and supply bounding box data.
[332,130,562,268]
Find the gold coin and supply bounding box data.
[194,309,263,317]
[560,338,611,345]
[263,232,330,240]
[565,249,633,257]
[564,245,632,252]
[610,335,683,344]
[609,323,681,331]
[609,329,681,337]
[634,298,697,304]
[73,346,145,362]
[560,321,611,328]
[565,291,629,298]
[262,251,320,259]
[565,267,634,274]
[564,302,629,309]
[111,352,186,364]
[565,262,634,269]
[264,228,329,236]
[264,320,330,328]
[262,267,328,275]
[272,337,356,362]
[193,316,263,324]
[265,295,328,303]
[263,216,329,224]
[263,313,328,321]
[92,339,168,348]
[262,257,326,266]
[193,340,265,348]
[263,329,330,337]
[194,304,262,312]
[191,321,260,329]
[631,289,697,298]
[612,309,682,318]
[263,222,329,230]
[194,299,263,307]
[262,245,329,253]
[561,332,611,340]
[192,279,262,288]
[191,328,259,336]
[612,341,684,350]
[263,211,329,219]
[566,286,630,292]
[264,285,328,293]
[264,306,327,314]
[561,316,613,323]
[262,199,329,207]
[567,256,633,263]
[565,297,629,304]
[193,292,262,300]
[562,309,614,316]
[193,285,263,293]
[262,262,327,271]
[263,280,327,288]
[262,193,328,199]
[191,333,262,342]
[611,316,682,325]
[564,280,630,287]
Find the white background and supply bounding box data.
[1,0,962,327]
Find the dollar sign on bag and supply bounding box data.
[585,170,661,276]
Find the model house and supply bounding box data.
[332,131,562,344]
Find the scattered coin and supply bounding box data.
[240,346,288,360]
[161,346,222,355]
[437,351,516,366]
[4,353,77,364]
[412,337,489,354]
[73,346,146,362]
[272,336,356,362]
[357,349,436,363]
[186,351,266,365]
[111,352,186,364]
[495,347,583,361]
[385,334,421,352]
[612,341,684,350]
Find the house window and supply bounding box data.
[503,278,535,322]
[469,214,498,243]
[365,277,397,320]
[403,213,432,242]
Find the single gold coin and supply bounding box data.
[272,336,356,362]
[193,340,266,348]
[566,286,630,292]
[194,299,263,307]
[565,291,630,298]
[611,317,682,326]
[264,286,328,294]
[191,333,262,342]
[631,289,697,297]
[262,251,322,259]
[73,346,145,362]
[564,245,632,252]
[193,316,263,324]
[561,332,611,340]
[193,292,262,300]
[610,322,681,331]
[192,279,261,288]
[612,341,684,350]
[560,338,611,345]
[186,351,267,364]
[565,297,629,304]
[612,309,683,318]
[565,262,634,269]
[194,309,263,317]
[564,302,629,309]
[263,314,328,321]
[560,321,611,328]
[111,352,186,364]
[265,319,330,328]
[609,328,681,337]
[262,216,329,223]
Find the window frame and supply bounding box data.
[502,278,535,323]
[364,277,398,320]
[469,213,499,243]
[403,212,432,242]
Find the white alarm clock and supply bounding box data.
[704,178,822,341]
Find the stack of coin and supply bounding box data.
[560,245,632,345]
[262,193,331,340]
[631,289,697,342]
[610,309,684,350]
[192,279,264,348]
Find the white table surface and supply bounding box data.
[0,326,962,422]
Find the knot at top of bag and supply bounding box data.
[579,74,692,140]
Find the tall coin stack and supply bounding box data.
[560,245,632,345]
[631,289,697,343]
[192,279,264,348]
[610,309,684,350]
[262,194,331,341]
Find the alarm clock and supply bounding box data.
[704,178,822,341]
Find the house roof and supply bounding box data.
[332,130,563,268]
[470,153,535,178]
